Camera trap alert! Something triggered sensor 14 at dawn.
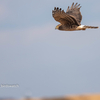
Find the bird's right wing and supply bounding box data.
[52,7,79,26]
[66,3,82,25]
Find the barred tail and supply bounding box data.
[84,25,99,29]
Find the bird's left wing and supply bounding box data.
[52,7,79,26]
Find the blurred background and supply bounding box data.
[0,0,100,99]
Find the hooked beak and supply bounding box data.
[55,26,58,30]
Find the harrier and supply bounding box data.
[52,3,98,31]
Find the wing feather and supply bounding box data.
[70,2,74,9]
[75,4,80,8]
[66,6,69,12]
[73,3,78,8]
[52,7,79,26]
[66,2,82,24]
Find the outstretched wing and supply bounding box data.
[66,2,82,24]
[52,7,79,26]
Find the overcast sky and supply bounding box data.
[0,0,100,98]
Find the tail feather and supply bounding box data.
[84,25,99,29]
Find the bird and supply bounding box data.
[52,2,98,31]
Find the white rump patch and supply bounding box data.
[79,25,85,28]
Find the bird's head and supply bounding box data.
[55,24,62,30]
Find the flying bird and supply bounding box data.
[52,3,98,31]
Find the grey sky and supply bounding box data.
[0,0,100,98]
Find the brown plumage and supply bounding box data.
[52,2,98,31]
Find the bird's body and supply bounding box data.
[52,3,98,31]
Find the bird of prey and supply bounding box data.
[52,3,98,31]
